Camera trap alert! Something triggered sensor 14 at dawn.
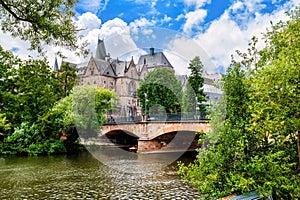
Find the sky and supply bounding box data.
[0,0,299,74]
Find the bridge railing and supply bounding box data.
[105,113,209,124]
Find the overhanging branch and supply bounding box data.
[0,0,34,24]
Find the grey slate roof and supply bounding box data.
[95,39,107,60]
[93,58,110,74]
[115,61,127,77]
[137,51,173,70]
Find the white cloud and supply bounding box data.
[99,18,129,38]
[85,18,139,59]
[231,1,244,13]
[166,36,216,73]
[193,0,296,71]
[183,9,207,34]
[76,0,102,14]
[195,11,246,68]
[141,29,153,35]
[162,14,172,23]
[166,1,171,7]
[182,0,211,9]
[175,14,185,21]
[76,12,101,30]
[129,17,157,34]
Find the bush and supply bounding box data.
[0,122,66,155]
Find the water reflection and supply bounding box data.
[0,151,201,199]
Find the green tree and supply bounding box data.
[57,62,78,97]
[10,59,61,126]
[0,46,19,122]
[0,47,81,155]
[245,8,300,198]
[179,63,252,198]
[178,8,300,199]
[182,82,197,116]
[185,56,206,115]
[0,47,62,128]
[0,0,86,55]
[44,85,118,143]
[137,68,182,115]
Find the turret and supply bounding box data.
[95,38,107,60]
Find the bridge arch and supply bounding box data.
[148,130,200,151]
[100,121,210,152]
[101,121,210,140]
[99,129,139,148]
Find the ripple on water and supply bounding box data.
[0,152,201,199]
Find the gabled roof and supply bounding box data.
[76,61,89,75]
[137,49,173,70]
[124,57,139,79]
[93,58,110,74]
[103,62,117,77]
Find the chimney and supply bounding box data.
[150,47,154,56]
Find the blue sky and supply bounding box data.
[75,0,291,34]
[0,0,298,74]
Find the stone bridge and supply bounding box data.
[100,121,211,152]
[101,121,210,140]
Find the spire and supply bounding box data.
[95,38,107,60]
[130,56,134,65]
[54,56,59,72]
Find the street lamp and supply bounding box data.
[144,93,147,114]
[144,93,148,121]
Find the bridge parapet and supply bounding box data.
[101,121,210,140]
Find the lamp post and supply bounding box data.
[144,93,147,121]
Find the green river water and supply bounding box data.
[0,150,202,199]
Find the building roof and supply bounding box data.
[114,60,128,77]
[95,39,107,60]
[54,57,59,71]
[137,48,173,70]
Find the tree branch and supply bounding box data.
[0,0,34,23]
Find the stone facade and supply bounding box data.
[62,39,222,118]
[73,39,174,118]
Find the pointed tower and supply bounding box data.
[95,38,107,60]
[54,56,59,72]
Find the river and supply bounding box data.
[0,150,202,199]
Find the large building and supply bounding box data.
[74,39,175,118]
[61,39,222,119]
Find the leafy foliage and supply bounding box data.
[0,122,66,155]
[185,56,206,113]
[137,68,183,114]
[57,62,78,97]
[179,8,300,199]
[45,85,118,142]
[0,46,82,155]
[182,80,197,115]
[0,113,11,133]
[179,63,252,198]
[0,0,87,55]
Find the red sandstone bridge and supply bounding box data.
[100,120,211,153]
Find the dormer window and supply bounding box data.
[91,68,94,75]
